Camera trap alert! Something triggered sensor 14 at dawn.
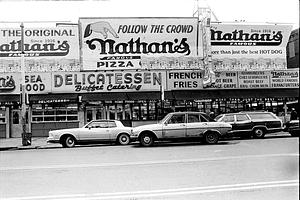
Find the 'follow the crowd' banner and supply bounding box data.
[79,17,199,71]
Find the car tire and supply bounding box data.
[63,135,76,148]
[117,133,130,145]
[253,128,265,139]
[290,131,298,137]
[204,132,219,144]
[139,133,154,147]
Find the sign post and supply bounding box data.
[20,23,30,146]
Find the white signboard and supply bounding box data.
[0,72,51,94]
[203,71,238,89]
[167,70,205,90]
[238,71,270,89]
[270,70,299,88]
[80,17,198,70]
[0,26,80,71]
[210,23,293,71]
[52,71,166,93]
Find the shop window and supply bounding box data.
[87,110,93,122]
[0,108,6,123]
[31,103,78,122]
[13,111,19,124]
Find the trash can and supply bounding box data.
[22,132,32,146]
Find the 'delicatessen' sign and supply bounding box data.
[51,71,166,93]
[79,17,198,70]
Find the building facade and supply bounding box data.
[0,18,299,138]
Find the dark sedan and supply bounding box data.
[215,111,284,139]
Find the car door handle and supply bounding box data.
[180,124,186,126]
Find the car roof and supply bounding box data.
[168,111,208,115]
[90,120,119,122]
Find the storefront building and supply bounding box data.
[0,18,299,138]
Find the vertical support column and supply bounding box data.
[114,103,117,120]
[122,101,126,120]
[5,107,10,138]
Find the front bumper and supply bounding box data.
[47,136,60,144]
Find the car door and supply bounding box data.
[163,113,186,138]
[79,121,111,141]
[234,114,252,133]
[186,113,206,137]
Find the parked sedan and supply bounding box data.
[132,112,232,147]
[215,111,284,139]
[47,120,133,148]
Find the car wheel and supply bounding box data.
[117,133,130,145]
[253,128,265,139]
[204,132,219,144]
[140,133,154,147]
[63,135,76,148]
[290,131,298,137]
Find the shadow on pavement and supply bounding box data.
[131,140,237,148]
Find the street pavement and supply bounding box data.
[0,134,298,200]
[0,131,293,151]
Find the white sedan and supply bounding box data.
[47,120,133,148]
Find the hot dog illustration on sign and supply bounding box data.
[84,21,119,39]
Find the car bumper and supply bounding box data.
[47,136,60,144]
[130,135,138,142]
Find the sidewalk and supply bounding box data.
[0,137,61,151]
[0,132,293,151]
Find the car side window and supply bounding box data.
[200,114,209,122]
[247,113,276,120]
[107,121,117,128]
[222,115,234,122]
[188,114,200,123]
[89,121,108,128]
[168,114,185,124]
[236,114,249,122]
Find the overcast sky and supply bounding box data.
[0,0,299,29]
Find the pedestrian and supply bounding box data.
[209,108,215,119]
[290,108,298,120]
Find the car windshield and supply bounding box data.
[159,113,173,124]
[201,113,216,122]
[215,115,222,121]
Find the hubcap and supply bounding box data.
[143,136,151,144]
[67,138,74,145]
[255,130,263,137]
[208,134,215,142]
[121,136,128,143]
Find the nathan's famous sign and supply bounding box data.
[210,23,293,71]
[79,17,198,70]
[0,27,80,71]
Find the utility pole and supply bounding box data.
[20,22,30,146]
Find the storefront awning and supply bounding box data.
[81,93,128,101]
[126,92,161,100]
[29,94,78,103]
[171,88,299,100]
[0,94,20,104]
